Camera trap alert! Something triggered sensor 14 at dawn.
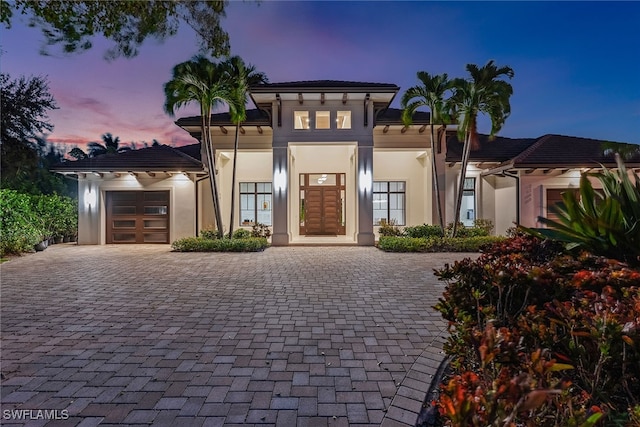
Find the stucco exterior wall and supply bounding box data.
[77,174,196,245]
[373,149,432,237]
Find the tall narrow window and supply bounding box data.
[336,111,351,129]
[240,182,272,226]
[294,111,309,129]
[315,111,330,129]
[373,181,406,226]
[460,177,476,227]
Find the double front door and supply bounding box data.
[300,173,345,236]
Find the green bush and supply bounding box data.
[0,189,44,255]
[232,228,252,239]
[446,219,493,237]
[377,235,503,252]
[172,236,269,252]
[200,227,219,240]
[377,219,404,236]
[403,223,444,238]
[526,155,640,266]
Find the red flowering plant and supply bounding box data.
[434,231,639,426]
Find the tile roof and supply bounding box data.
[250,80,399,91]
[174,143,201,161]
[175,109,271,128]
[446,133,640,167]
[445,134,537,163]
[51,144,203,172]
[376,108,431,125]
[512,134,640,167]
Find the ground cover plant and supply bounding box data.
[432,157,640,427]
[377,219,504,253]
[171,223,270,252]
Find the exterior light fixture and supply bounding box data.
[84,188,96,209]
[274,169,287,193]
[359,170,372,193]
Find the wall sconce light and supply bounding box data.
[274,169,287,193]
[359,169,372,193]
[84,188,96,209]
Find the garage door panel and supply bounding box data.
[106,191,170,244]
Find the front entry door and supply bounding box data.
[305,187,340,235]
[300,173,345,236]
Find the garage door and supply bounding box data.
[106,191,170,243]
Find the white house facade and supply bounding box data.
[53,80,640,246]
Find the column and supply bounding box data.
[271,145,289,245]
[357,142,374,246]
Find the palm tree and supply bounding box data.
[222,56,268,238]
[401,71,452,231]
[449,60,514,237]
[164,55,231,238]
[87,133,130,157]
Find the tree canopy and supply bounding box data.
[1,0,230,60]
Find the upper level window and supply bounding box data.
[337,111,351,129]
[294,111,309,129]
[315,111,330,129]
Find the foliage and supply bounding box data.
[251,223,272,238]
[403,223,444,238]
[200,227,219,240]
[526,155,640,266]
[446,220,493,238]
[0,73,70,195]
[401,71,453,230]
[222,56,268,238]
[164,55,231,238]
[232,228,252,239]
[378,235,503,253]
[30,193,77,240]
[378,218,404,237]
[3,1,230,60]
[171,236,268,252]
[86,133,130,157]
[0,189,43,255]
[434,232,640,426]
[449,60,514,237]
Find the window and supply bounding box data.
[336,111,351,129]
[315,111,330,129]
[546,188,579,223]
[294,111,309,129]
[460,177,476,227]
[373,181,406,226]
[240,182,272,226]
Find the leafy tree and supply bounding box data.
[164,55,232,238]
[449,60,514,237]
[87,133,130,157]
[68,147,88,160]
[401,71,452,231]
[0,73,71,195]
[222,56,268,238]
[1,0,230,60]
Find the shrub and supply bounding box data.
[528,154,640,266]
[200,227,219,240]
[404,223,444,238]
[377,235,503,252]
[378,218,404,236]
[251,223,271,238]
[434,233,640,426]
[0,189,44,255]
[171,236,269,252]
[446,219,493,238]
[232,228,252,239]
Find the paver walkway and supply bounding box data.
[1,244,475,426]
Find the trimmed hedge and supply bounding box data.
[377,235,504,252]
[171,237,269,252]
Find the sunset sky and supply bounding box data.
[1,1,639,152]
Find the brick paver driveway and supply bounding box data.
[1,244,474,426]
